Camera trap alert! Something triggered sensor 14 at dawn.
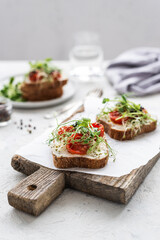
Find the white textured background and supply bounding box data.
[0,0,160,60]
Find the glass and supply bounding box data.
[69,32,104,82]
[0,97,12,126]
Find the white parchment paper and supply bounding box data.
[16,97,160,177]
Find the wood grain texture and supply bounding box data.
[65,153,160,203]
[8,165,65,216]
[10,152,160,209]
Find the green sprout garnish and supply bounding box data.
[100,94,155,122]
[0,77,25,102]
[29,58,61,74]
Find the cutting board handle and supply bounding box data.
[8,167,65,216]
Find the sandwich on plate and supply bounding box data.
[48,118,109,169]
[21,58,67,101]
[0,58,67,102]
[97,95,157,140]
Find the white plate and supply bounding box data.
[0,74,75,109]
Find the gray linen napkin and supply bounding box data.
[106,48,160,96]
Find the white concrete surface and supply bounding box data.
[0,61,160,240]
[1,0,160,60]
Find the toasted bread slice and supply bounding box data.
[52,153,108,169]
[20,79,67,101]
[51,138,109,169]
[97,117,157,141]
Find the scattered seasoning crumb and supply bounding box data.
[14,118,37,134]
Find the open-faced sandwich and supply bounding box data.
[48,118,109,169]
[97,95,157,140]
[0,58,67,102]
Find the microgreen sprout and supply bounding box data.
[29,58,61,74]
[100,94,156,122]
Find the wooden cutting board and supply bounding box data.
[8,107,160,216]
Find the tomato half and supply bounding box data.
[29,70,39,82]
[58,126,74,136]
[50,71,61,80]
[109,111,128,125]
[91,123,104,137]
[66,133,89,155]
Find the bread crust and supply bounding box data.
[20,79,67,101]
[52,153,109,169]
[97,118,157,141]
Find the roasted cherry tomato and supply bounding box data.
[29,70,39,82]
[66,133,89,155]
[91,123,104,137]
[58,126,74,136]
[38,74,44,80]
[109,111,128,125]
[50,71,61,80]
